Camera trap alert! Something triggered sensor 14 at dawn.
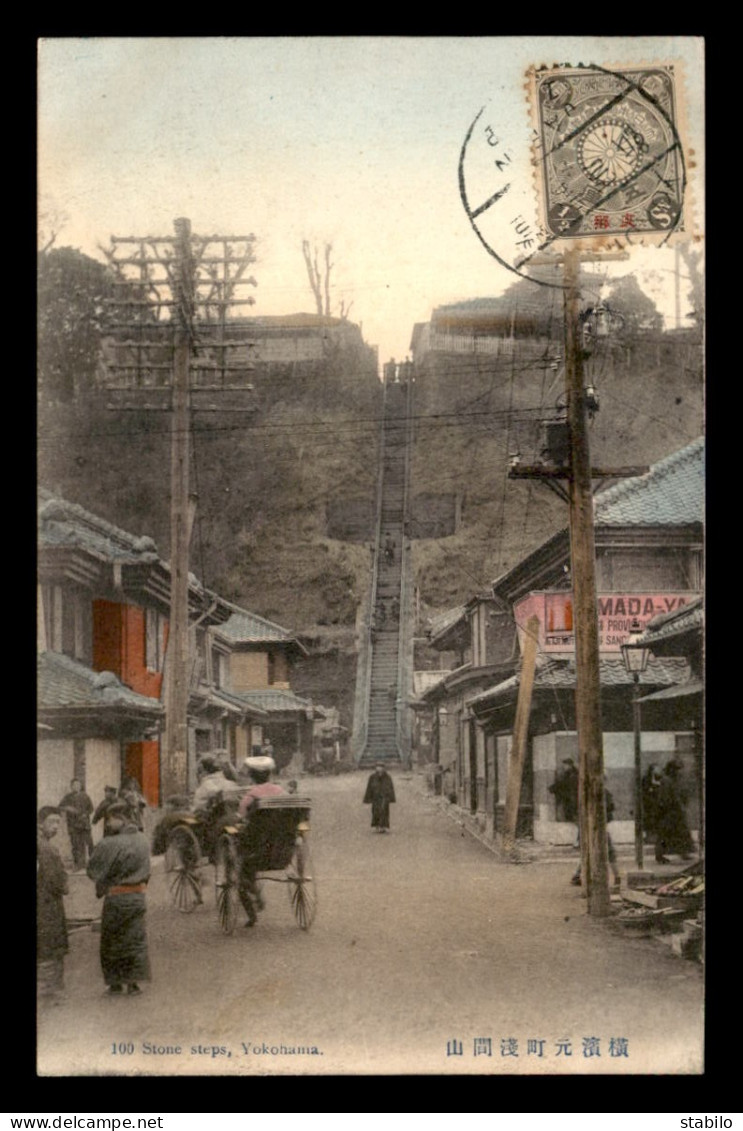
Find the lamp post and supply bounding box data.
[621,619,652,870]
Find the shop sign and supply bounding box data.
[513,591,698,654]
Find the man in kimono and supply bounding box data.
[363,763,396,833]
[37,806,69,1006]
[87,801,151,996]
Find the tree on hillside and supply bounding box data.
[301,240,353,319]
[38,247,113,402]
[679,245,704,330]
[603,275,663,335]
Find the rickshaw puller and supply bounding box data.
[237,756,286,926]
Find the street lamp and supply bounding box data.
[621,619,652,870]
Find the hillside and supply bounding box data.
[37,249,704,730]
[409,300,702,618]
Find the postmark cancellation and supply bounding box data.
[527,63,694,252]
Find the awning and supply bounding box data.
[637,679,704,703]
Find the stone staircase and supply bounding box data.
[357,379,410,767]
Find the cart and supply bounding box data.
[154,794,317,933]
[214,795,316,934]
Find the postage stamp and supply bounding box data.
[526,64,690,251]
[459,61,694,285]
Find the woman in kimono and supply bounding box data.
[654,759,694,863]
[87,801,151,996]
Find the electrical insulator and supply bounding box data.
[585,384,600,416]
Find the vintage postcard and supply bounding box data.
[37,36,705,1077]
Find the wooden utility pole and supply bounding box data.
[563,246,610,917]
[101,219,258,799]
[502,614,540,856]
[509,249,635,915]
[163,218,194,800]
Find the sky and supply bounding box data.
[38,37,704,367]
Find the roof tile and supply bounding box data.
[38,652,163,713]
[226,688,322,715]
[218,605,298,645]
[38,489,160,564]
[595,438,704,526]
[468,655,690,709]
[637,595,704,644]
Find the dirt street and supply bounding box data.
[37,773,703,1076]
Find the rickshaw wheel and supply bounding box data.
[215,834,240,935]
[287,836,317,930]
[165,825,202,913]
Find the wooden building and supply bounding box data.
[416,595,519,836]
[211,604,323,774]
[37,490,234,820]
[417,437,704,847]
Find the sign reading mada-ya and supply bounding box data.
[514,591,698,654]
[527,63,689,250]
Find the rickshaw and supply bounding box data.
[153,792,317,934]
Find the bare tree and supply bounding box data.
[302,239,324,315]
[324,243,331,318]
[38,198,69,253]
[302,240,353,319]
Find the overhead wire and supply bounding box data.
[517,282,561,563]
[493,321,517,577]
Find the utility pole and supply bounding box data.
[166,218,194,799]
[100,218,258,799]
[563,246,610,916]
[510,248,638,917]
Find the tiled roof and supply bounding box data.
[38,652,163,713]
[225,688,323,716]
[594,438,704,526]
[427,605,467,640]
[468,655,690,710]
[636,595,704,645]
[638,679,703,703]
[413,671,450,696]
[38,489,161,564]
[207,687,269,718]
[217,604,302,648]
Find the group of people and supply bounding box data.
[642,760,694,863]
[190,750,287,927]
[38,748,294,1006]
[549,755,694,887]
[40,752,400,1008]
[37,788,151,1006]
[549,758,621,888]
[371,596,400,634]
[57,777,146,871]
